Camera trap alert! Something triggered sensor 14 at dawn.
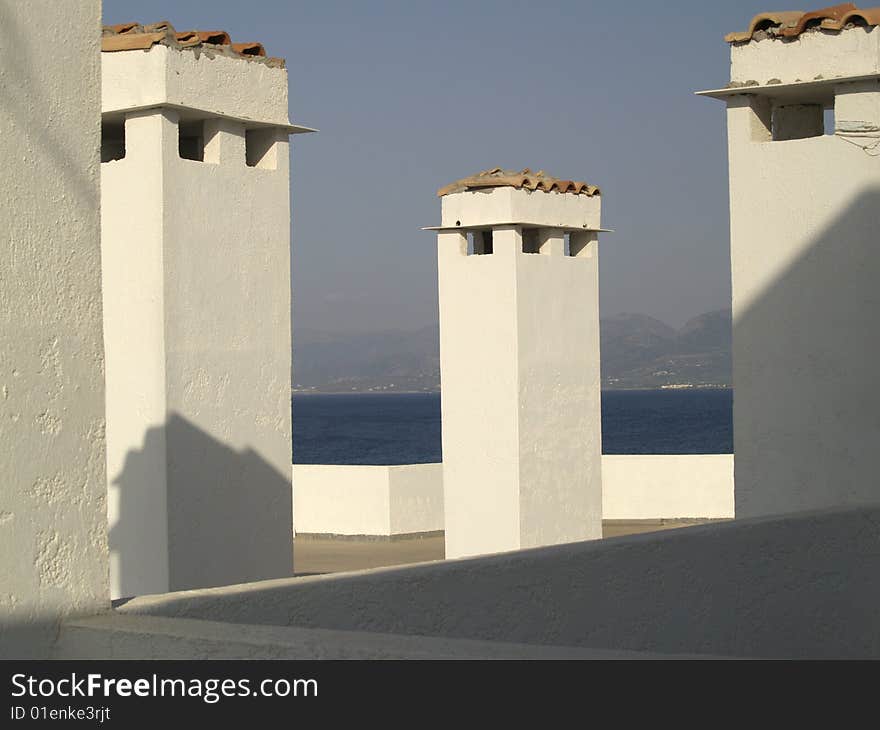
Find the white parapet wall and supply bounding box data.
[601,454,734,520]
[56,614,676,659]
[115,505,880,659]
[293,464,444,537]
[292,456,733,538]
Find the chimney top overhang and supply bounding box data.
[696,73,880,105]
[699,7,880,97]
[101,21,316,133]
[429,175,603,232]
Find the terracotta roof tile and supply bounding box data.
[779,3,857,35]
[143,21,174,33]
[102,30,166,52]
[724,11,805,43]
[195,30,232,45]
[231,42,266,57]
[437,168,599,197]
[822,6,880,28]
[173,32,204,48]
[101,20,281,65]
[725,4,880,42]
[107,22,140,34]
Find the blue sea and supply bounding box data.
[292,389,733,465]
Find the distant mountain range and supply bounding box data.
[600,310,731,389]
[292,309,731,393]
[293,326,441,393]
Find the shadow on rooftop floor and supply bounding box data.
[293,519,712,575]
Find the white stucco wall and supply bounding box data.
[438,228,521,557]
[102,111,170,598]
[293,456,732,536]
[0,0,108,657]
[102,44,290,127]
[730,25,880,86]
[388,464,445,535]
[723,31,880,517]
[438,188,603,559]
[120,505,880,658]
[601,455,734,520]
[441,187,601,229]
[293,464,443,537]
[294,465,392,536]
[516,229,602,550]
[102,46,294,597]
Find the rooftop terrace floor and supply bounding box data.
[293,519,714,575]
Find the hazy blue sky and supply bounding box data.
[105,0,774,331]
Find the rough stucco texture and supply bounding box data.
[730,25,880,86]
[102,44,290,127]
[0,0,108,657]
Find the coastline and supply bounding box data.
[292,385,732,396]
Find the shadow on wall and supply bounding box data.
[0,615,71,660]
[733,186,880,515]
[110,414,293,594]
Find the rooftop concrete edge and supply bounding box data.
[115,505,880,658]
[56,614,729,659]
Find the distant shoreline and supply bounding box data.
[292,385,732,396]
[292,390,438,396]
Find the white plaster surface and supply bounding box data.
[724,38,880,517]
[103,111,170,598]
[438,228,520,557]
[294,456,732,536]
[118,506,880,658]
[730,26,880,87]
[388,464,445,535]
[293,464,443,537]
[438,187,603,559]
[102,44,290,127]
[835,80,880,132]
[102,47,293,598]
[440,188,601,230]
[294,466,391,536]
[0,0,108,658]
[601,455,734,520]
